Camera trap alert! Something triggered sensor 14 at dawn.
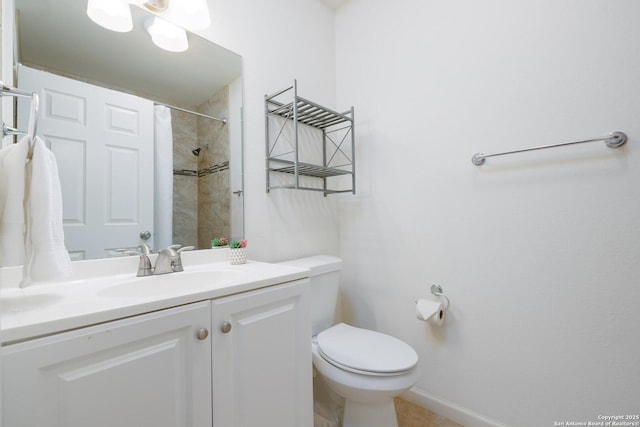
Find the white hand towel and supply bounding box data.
[22,136,72,284]
[0,138,29,267]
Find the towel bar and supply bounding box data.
[472,131,627,166]
[0,81,39,157]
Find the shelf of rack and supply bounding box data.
[265,80,355,196]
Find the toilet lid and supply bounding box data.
[317,323,418,374]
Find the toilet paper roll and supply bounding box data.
[416,298,445,326]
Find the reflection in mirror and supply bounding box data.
[11,0,243,260]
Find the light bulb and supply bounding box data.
[145,17,188,52]
[87,0,133,33]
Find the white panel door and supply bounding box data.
[2,301,212,427]
[211,280,313,427]
[18,65,154,260]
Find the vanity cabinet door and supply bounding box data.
[211,279,313,427]
[2,301,212,427]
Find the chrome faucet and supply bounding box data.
[124,249,154,277]
[153,244,194,275]
[137,243,153,255]
[121,244,193,276]
[172,245,194,272]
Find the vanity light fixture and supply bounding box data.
[145,16,189,52]
[142,0,169,13]
[133,0,210,32]
[86,0,133,33]
[87,0,208,52]
[143,0,211,32]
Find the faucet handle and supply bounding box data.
[172,246,194,272]
[123,250,153,277]
[137,243,153,255]
[163,244,182,256]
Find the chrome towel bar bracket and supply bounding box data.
[1,81,40,158]
[472,131,627,166]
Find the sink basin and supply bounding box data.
[0,292,64,312]
[98,269,246,298]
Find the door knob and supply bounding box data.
[140,230,151,240]
[196,328,209,340]
[221,322,232,333]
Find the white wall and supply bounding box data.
[335,1,640,426]
[205,0,341,262]
[204,0,640,424]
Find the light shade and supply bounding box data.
[180,0,211,31]
[158,0,210,32]
[145,17,188,52]
[87,0,133,32]
[129,1,212,33]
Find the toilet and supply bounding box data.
[280,256,419,427]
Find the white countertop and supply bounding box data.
[0,250,309,344]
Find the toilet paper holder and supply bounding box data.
[430,284,450,310]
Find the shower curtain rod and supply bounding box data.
[155,102,227,124]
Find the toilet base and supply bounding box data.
[343,398,398,427]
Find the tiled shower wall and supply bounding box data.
[197,86,231,249]
[172,110,198,247]
[171,86,230,249]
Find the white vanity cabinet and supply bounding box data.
[1,273,313,427]
[211,279,313,427]
[2,301,212,427]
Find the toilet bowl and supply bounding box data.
[312,323,419,427]
[279,256,420,427]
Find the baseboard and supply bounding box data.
[401,386,511,427]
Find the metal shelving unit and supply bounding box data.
[265,80,355,196]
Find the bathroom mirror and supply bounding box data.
[9,0,244,260]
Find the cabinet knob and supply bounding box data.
[196,328,209,340]
[221,322,232,333]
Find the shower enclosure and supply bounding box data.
[171,86,234,249]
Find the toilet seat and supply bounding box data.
[316,323,418,376]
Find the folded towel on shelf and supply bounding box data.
[22,136,72,284]
[0,138,29,267]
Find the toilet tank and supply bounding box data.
[279,255,342,336]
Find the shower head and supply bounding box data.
[191,144,209,156]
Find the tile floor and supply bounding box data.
[395,398,463,427]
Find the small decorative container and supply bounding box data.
[211,237,229,248]
[229,248,247,265]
